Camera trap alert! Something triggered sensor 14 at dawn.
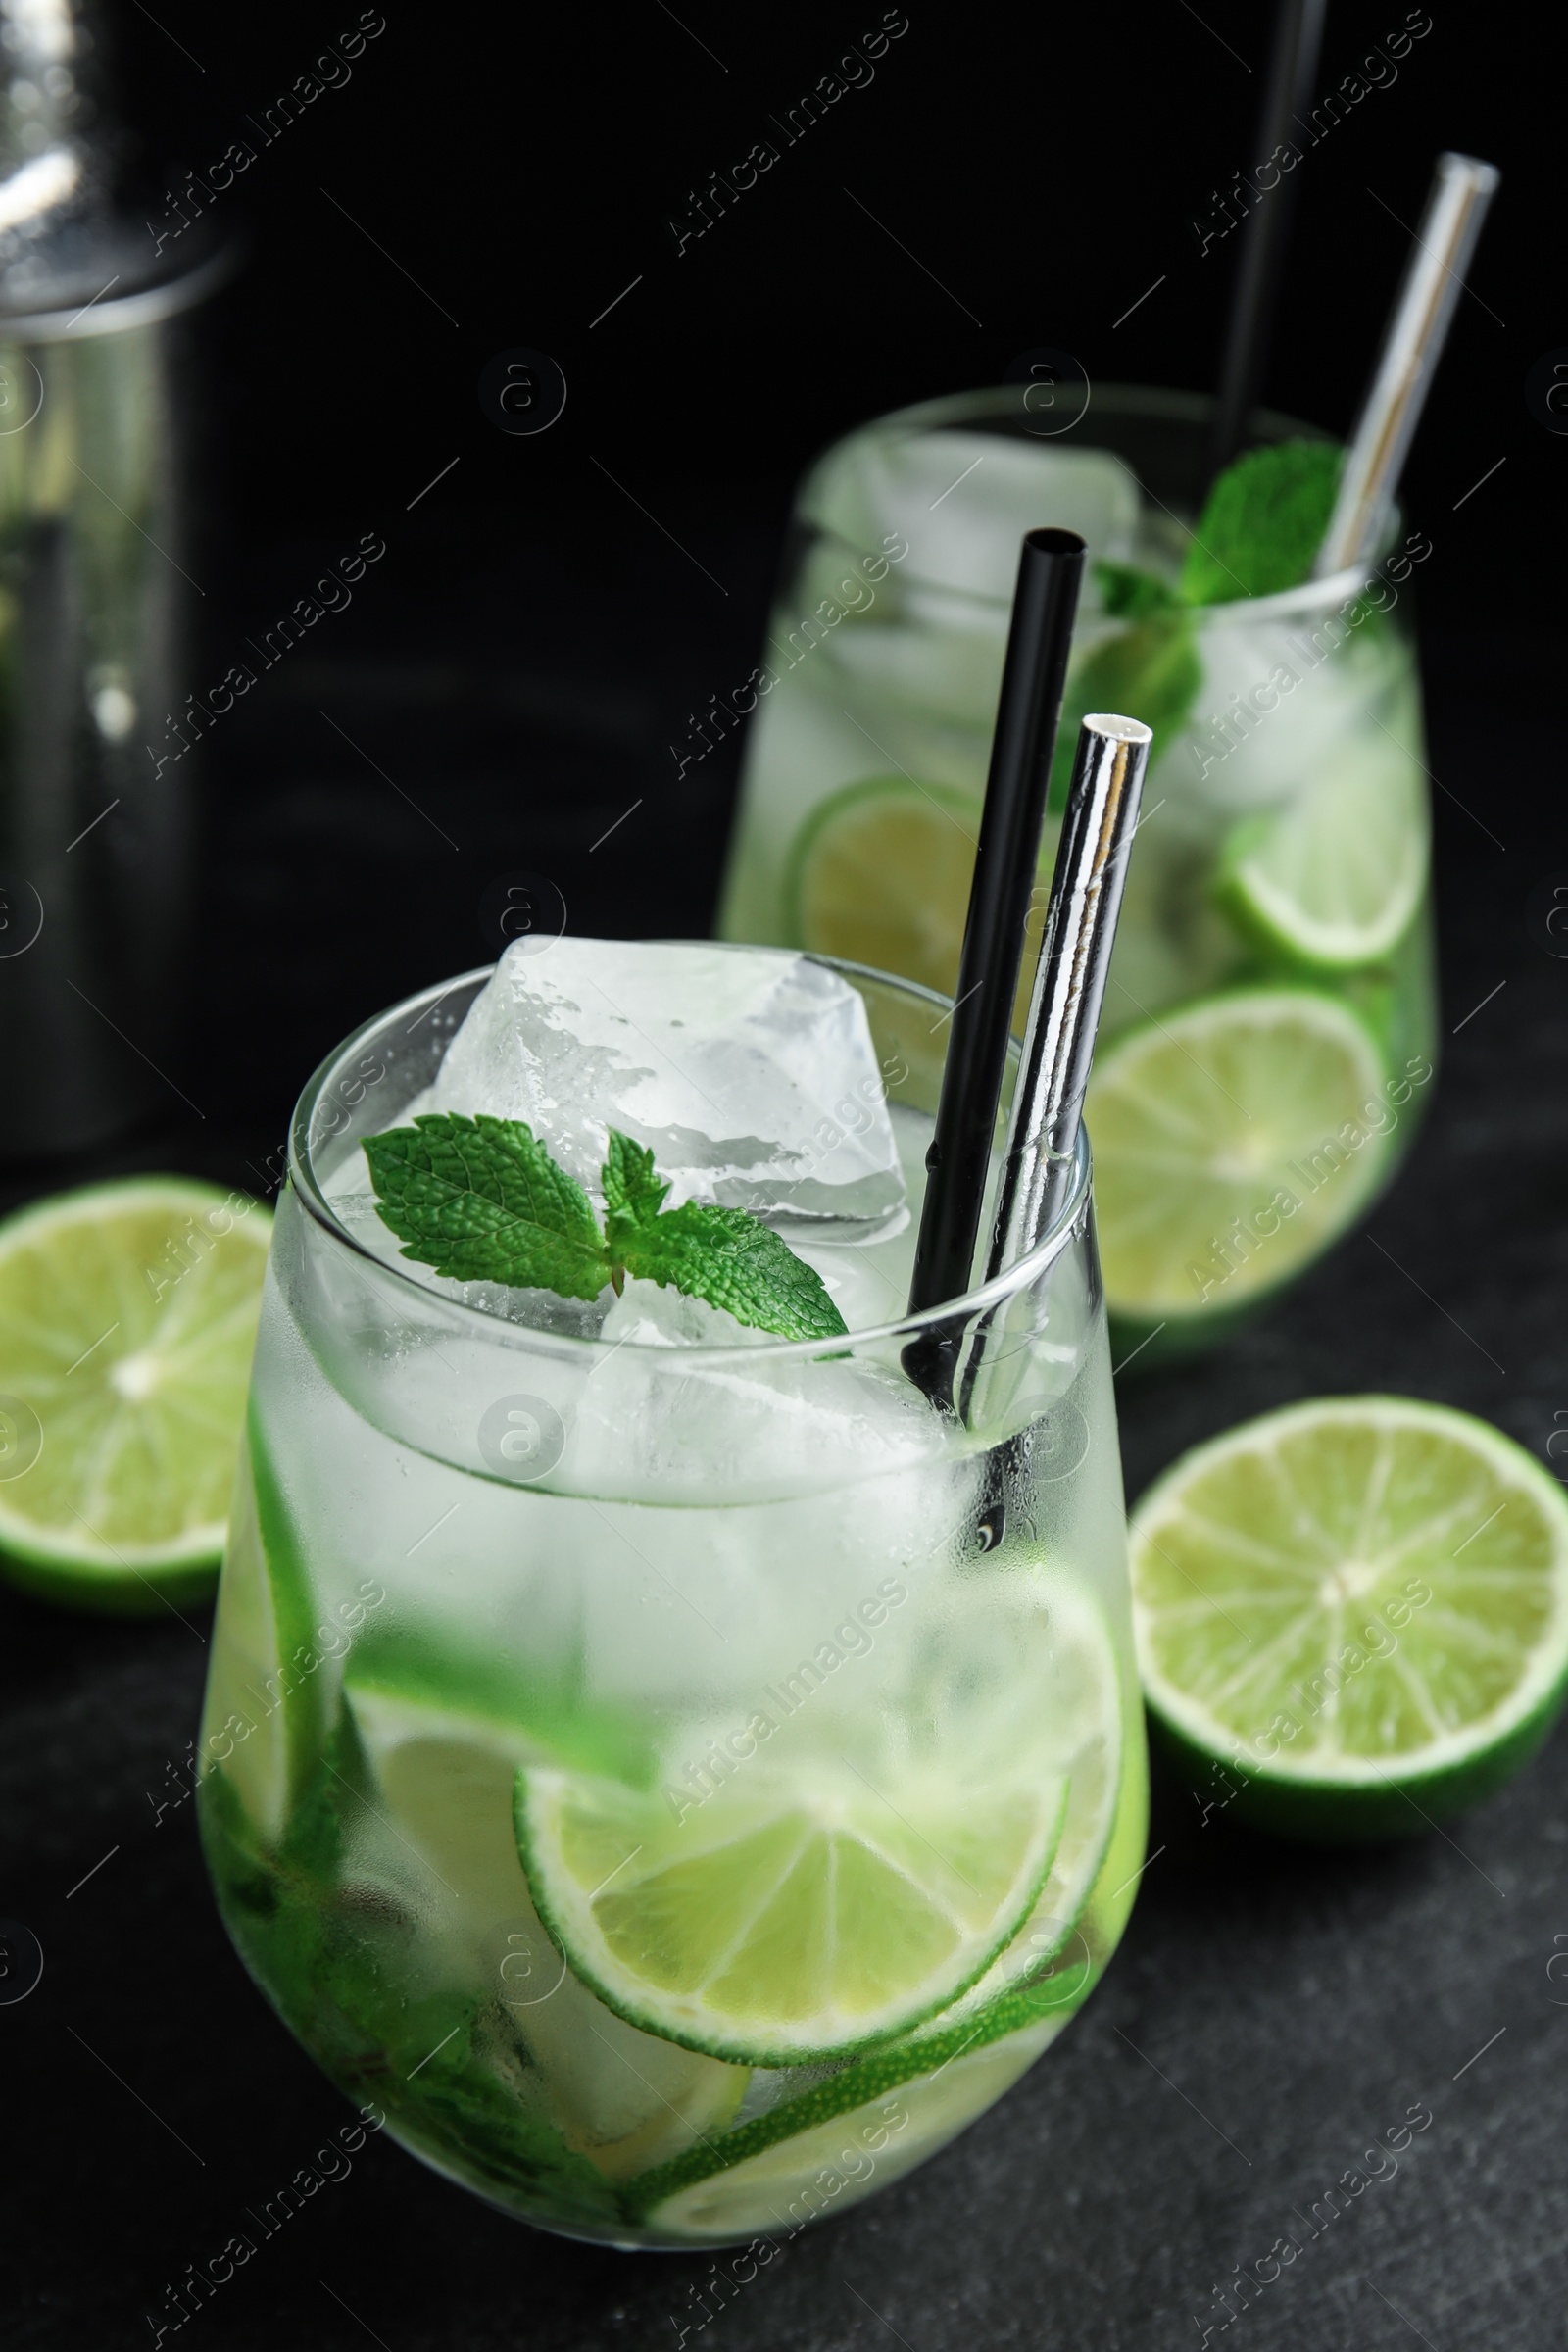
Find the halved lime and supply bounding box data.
[1085,987,1392,1325]
[345,1681,749,2179]
[1217,750,1429,971]
[1130,1396,1568,1840]
[789,774,1054,1035]
[0,1179,270,1609]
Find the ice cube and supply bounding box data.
[406,938,906,1226]
[1179,606,1409,816]
[811,429,1143,604]
[598,1276,767,1349]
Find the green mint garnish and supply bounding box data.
[1048,438,1345,807]
[1096,560,1182,620]
[363,1113,849,1344]
[1178,438,1344,605]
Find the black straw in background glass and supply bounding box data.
[1204,0,1328,481]
[903,525,1085,1405]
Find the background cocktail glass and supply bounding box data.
[717,386,1438,1361]
[198,956,1148,2250]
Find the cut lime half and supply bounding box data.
[0,1179,270,1609]
[1086,987,1392,1326]
[1130,1396,1568,1840]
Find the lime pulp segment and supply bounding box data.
[1130,1396,1568,1838]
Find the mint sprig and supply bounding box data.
[1048,437,1345,808]
[363,1114,848,1344]
[1178,437,1343,606]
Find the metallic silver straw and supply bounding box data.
[1313,151,1499,578]
[984,714,1152,1282]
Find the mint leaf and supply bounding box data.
[619,1197,848,1342]
[1096,559,1180,620]
[364,1114,850,1343]
[364,1113,610,1299]
[601,1129,670,1235]
[1179,438,1343,605]
[1042,443,1345,806]
[602,1127,847,1341]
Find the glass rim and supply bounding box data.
[801,379,1389,623]
[287,951,1095,1365]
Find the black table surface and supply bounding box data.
[4,508,1566,2352]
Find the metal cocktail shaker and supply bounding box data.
[0,0,227,1158]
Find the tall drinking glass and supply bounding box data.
[198,956,1147,2250]
[717,387,1438,1361]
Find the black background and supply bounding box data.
[6,2,1568,2346]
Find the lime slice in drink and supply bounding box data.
[201,1415,320,1842]
[1130,1396,1568,1840]
[344,1680,749,2179]
[1085,988,1391,1325]
[640,2025,1056,2242]
[1215,750,1428,972]
[789,775,1054,1034]
[516,1724,1069,2066]
[788,775,976,989]
[935,1582,1126,2021]
[620,1590,1135,2228]
[0,1179,270,1609]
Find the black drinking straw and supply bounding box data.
[903,526,1085,1401]
[1204,0,1328,481]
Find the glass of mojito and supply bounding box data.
[198,939,1147,2249]
[716,386,1438,1362]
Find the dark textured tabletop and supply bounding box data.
[4,492,1565,2350]
[5,2,1566,2336]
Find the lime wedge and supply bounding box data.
[344,1680,749,2179]
[789,774,1054,1035]
[1130,1396,1568,1839]
[1217,749,1429,971]
[1085,988,1391,1325]
[0,1179,270,1608]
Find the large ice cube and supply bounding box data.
[407,938,906,1225]
[812,429,1142,604]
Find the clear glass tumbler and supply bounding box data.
[717,387,1438,1361]
[197,956,1148,2250]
